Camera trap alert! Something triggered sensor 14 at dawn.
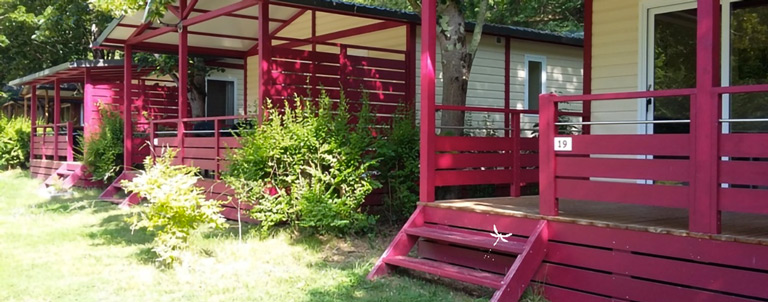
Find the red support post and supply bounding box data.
[124,46,133,168]
[582,0,593,135]
[258,0,272,124]
[339,45,348,93]
[690,0,721,234]
[511,113,522,197]
[53,79,61,161]
[214,119,221,180]
[420,0,437,203]
[66,121,74,162]
[242,57,247,114]
[539,93,558,216]
[178,19,189,161]
[83,68,94,139]
[149,120,156,161]
[504,37,511,138]
[406,23,416,110]
[30,85,37,161]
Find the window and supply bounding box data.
[524,55,547,110]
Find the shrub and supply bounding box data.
[224,92,380,236]
[0,116,31,169]
[78,106,123,182]
[123,149,226,266]
[373,105,420,223]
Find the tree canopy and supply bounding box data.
[0,0,114,84]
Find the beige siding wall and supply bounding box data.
[415,29,583,135]
[591,0,642,134]
[245,55,259,115]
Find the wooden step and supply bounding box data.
[101,197,125,205]
[56,170,74,176]
[406,225,527,255]
[384,256,504,289]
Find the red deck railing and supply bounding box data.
[31,122,78,162]
[539,84,768,234]
[424,105,548,199]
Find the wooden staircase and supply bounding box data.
[41,162,98,190]
[368,205,549,302]
[98,171,141,207]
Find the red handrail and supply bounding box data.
[551,88,696,102]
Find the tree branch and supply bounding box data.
[467,0,488,60]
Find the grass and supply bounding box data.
[0,169,496,302]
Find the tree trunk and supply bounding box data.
[188,58,207,118]
[437,1,470,136]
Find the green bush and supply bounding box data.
[0,115,31,169]
[123,149,226,266]
[78,106,123,182]
[224,93,381,236]
[373,106,420,223]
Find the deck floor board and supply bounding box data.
[422,196,768,245]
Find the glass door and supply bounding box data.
[644,2,697,134]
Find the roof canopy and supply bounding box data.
[94,0,581,59]
[8,60,153,86]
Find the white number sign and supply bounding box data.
[554,137,572,151]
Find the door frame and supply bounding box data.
[204,76,238,117]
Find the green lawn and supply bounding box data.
[0,169,491,302]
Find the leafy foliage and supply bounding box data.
[123,149,226,266]
[373,106,420,223]
[0,0,114,84]
[0,115,31,169]
[224,93,381,236]
[78,106,123,182]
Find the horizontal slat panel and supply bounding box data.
[184,148,218,159]
[182,158,217,170]
[521,169,538,183]
[417,240,516,275]
[556,179,688,208]
[435,153,510,169]
[520,137,537,151]
[348,55,406,70]
[546,242,768,299]
[557,157,689,181]
[720,133,768,158]
[434,169,512,187]
[719,187,768,215]
[535,263,754,302]
[563,134,690,156]
[183,137,217,148]
[720,160,768,186]
[154,137,178,147]
[435,136,512,152]
[520,154,538,167]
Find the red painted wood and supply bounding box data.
[435,153,510,169]
[385,256,504,289]
[492,221,548,302]
[563,134,690,156]
[720,134,768,158]
[520,169,538,184]
[520,154,538,167]
[126,26,175,45]
[258,0,271,124]
[417,240,517,275]
[435,169,514,187]
[182,0,258,28]
[547,242,768,299]
[183,158,217,171]
[719,187,768,215]
[419,0,436,203]
[543,285,611,302]
[556,179,688,208]
[423,206,541,235]
[406,225,527,254]
[689,0,722,234]
[552,88,696,103]
[405,23,416,109]
[53,79,61,160]
[547,221,768,271]
[367,206,425,279]
[123,47,133,168]
[557,157,689,181]
[719,160,768,187]
[715,83,768,94]
[535,263,754,302]
[582,0,593,135]
[539,93,558,215]
[348,54,408,71]
[29,85,37,160]
[275,21,401,50]
[435,136,512,152]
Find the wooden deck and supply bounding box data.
[424,196,768,245]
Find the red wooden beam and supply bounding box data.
[690,0,721,234]
[419,0,436,202]
[270,9,306,36]
[183,0,199,19]
[166,5,182,18]
[258,0,271,124]
[538,93,558,216]
[182,0,259,28]
[177,16,189,163]
[582,0,593,135]
[103,39,248,58]
[29,85,37,160]
[204,60,244,70]
[275,21,402,49]
[242,57,248,114]
[126,26,175,45]
[123,46,133,168]
[127,22,152,41]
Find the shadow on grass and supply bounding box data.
[34,188,115,214]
